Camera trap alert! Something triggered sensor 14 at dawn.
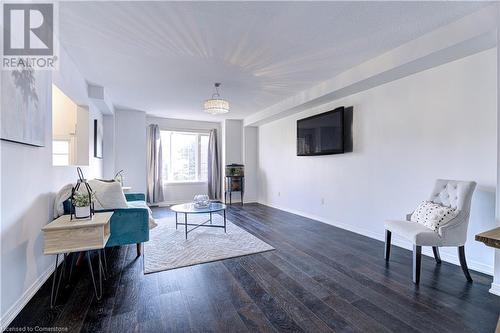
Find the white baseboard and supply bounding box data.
[1,263,56,330]
[259,201,493,276]
[157,198,259,207]
[225,198,259,204]
[261,200,384,241]
[489,282,500,296]
[157,200,185,207]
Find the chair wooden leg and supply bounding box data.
[384,230,391,261]
[458,246,473,282]
[413,245,422,284]
[432,246,442,264]
[136,243,142,257]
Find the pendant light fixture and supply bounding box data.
[204,82,230,115]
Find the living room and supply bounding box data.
[1,1,500,332]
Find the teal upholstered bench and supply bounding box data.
[63,193,149,256]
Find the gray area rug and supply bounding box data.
[144,214,274,274]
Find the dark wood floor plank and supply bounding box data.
[194,263,250,333]
[206,260,277,333]
[351,298,420,333]
[257,205,483,333]
[232,209,470,330]
[107,310,138,333]
[238,255,340,332]
[158,290,191,332]
[248,255,363,332]
[7,204,499,333]
[233,206,479,304]
[174,265,221,333]
[81,246,129,333]
[257,252,392,333]
[137,319,167,333]
[223,258,305,332]
[111,251,142,316]
[226,206,477,333]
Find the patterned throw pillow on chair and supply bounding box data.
[410,201,458,232]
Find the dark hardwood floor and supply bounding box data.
[8,203,500,332]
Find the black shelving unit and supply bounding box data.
[225,176,244,205]
[225,164,244,205]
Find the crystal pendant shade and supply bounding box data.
[203,83,229,114]
[204,98,230,114]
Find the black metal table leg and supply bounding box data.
[68,252,77,285]
[102,248,108,278]
[50,253,69,308]
[185,213,188,240]
[50,253,60,308]
[175,212,178,230]
[87,251,103,301]
[61,253,67,280]
[210,212,212,224]
[224,209,227,233]
[97,250,103,296]
[98,250,107,281]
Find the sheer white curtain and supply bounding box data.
[146,124,164,204]
[207,129,221,200]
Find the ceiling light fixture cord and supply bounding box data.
[213,83,221,98]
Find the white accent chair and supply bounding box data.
[384,179,476,284]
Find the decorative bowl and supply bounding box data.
[193,194,210,208]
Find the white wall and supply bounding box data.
[243,126,259,202]
[114,109,147,194]
[76,106,90,166]
[0,46,103,327]
[258,48,497,274]
[492,16,500,295]
[224,120,243,165]
[146,116,221,203]
[222,120,244,202]
[102,114,116,179]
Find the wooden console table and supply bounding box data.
[42,212,112,307]
[475,227,500,331]
[475,227,500,249]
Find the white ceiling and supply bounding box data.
[59,1,488,121]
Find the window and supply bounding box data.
[53,140,70,166]
[161,130,210,183]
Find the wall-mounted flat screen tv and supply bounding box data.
[297,106,352,156]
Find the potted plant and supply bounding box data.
[73,192,94,219]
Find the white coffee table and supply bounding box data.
[170,202,227,239]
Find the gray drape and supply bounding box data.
[146,124,164,204]
[207,129,221,200]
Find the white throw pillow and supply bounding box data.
[86,179,128,211]
[411,201,458,232]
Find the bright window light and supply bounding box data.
[161,130,209,183]
[53,140,70,166]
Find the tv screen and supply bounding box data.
[297,107,345,156]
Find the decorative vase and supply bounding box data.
[194,194,210,208]
[75,206,91,219]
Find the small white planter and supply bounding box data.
[75,206,91,219]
